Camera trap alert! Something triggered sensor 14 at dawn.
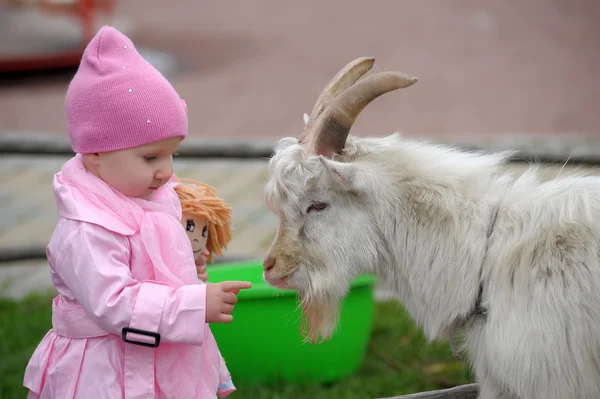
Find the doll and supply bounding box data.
[174,178,233,282]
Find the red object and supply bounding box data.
[0,0,116,73]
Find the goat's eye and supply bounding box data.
[307,202,328,213]
[186,220,195,232]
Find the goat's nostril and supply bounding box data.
[263,256,276,271]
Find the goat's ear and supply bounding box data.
[317,156,363,192]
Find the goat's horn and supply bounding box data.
[300,57,375,145]
[308,57,375,124]
[310,71,418,157]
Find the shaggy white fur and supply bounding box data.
[263,132,600,399]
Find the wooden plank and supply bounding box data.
[377,383,479,399]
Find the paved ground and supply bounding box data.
[0,154,278,298]
[2,154,600,299]
[1,0,599,145]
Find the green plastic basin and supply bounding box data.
[208,260,377,385]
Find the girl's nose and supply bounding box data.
[155,160,173,181]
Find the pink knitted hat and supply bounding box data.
[66,26,188,154]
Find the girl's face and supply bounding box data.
[84,137,182,199]
[181,213,209,262]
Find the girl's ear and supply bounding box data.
[82,153,101,167]
[81,153,102,175]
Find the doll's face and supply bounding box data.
[181,213,209,261]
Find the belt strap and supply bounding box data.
[123,282,170,399]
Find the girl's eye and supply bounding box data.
[186,220,195,232]
[202,225,208,238]
[307,202,328,213]
[144,155,157,162]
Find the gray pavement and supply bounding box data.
[2,153,600,300]
[0,154,278,299]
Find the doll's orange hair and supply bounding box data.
[174,178,232,263]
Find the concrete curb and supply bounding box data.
[2,131,600,164]
[0,243,254,265]
[440,134,600,165]
[0,132,275,159]
[0,245,47,263]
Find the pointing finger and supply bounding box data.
[220,281,252,292]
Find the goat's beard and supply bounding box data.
[290,259,353,344]
[298,288,342,344]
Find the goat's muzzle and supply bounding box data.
[263,256,275,271]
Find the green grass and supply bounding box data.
[0,291,55,399]
[0,293,473,399]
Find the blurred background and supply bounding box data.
[2,0,599,145]
[1,1,599,398]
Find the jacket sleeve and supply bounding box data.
[49,220,206,346]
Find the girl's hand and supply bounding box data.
[195,249,210,282]
[205,281,252,323]
[197,265,208,282]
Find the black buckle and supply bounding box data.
[121,327,161,348]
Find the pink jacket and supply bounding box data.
[23,155,235,399]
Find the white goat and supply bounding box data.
[262,57,600,399]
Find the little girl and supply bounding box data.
[174,179,233,282]
[23,26,251,399]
